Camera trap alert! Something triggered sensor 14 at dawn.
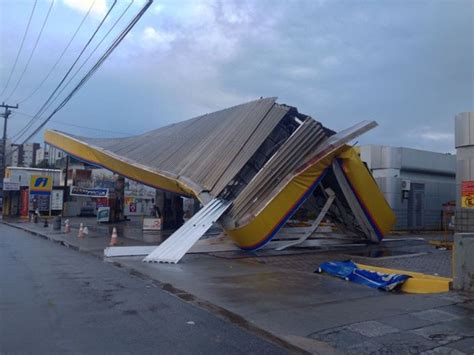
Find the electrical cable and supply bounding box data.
[20,0,152,145]
[5,0,55,102]
[13,111,133,136]
[16,0,97,104]
[38,0,134,117]
[13,0,118,141]
[6,0,152,163]
[0,0,38,98]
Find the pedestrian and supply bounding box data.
[151,198,162,218]
[183,209,191,222]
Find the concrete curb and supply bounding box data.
[1,221,314,354]
[2,221,81,252]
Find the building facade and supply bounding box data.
[10,143,41,167]
[34,147,47,165]
[360,145,456,230]
[2,166,63,217]
[47,145,64,165]
[0,138,12,181]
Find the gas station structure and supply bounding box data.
[44,98,396,263]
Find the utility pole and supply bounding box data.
[0,102,19,180]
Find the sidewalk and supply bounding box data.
[3,219,473,354]
[114,254,473,354]
[1,217,165,257]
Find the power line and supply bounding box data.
[19,0,153,146]
[38,0,135,115]
[17,0,97,104]
[13,0,118,141]
[0,0,38,98]
[5,0,55,102]
[5,0,153,164]
[13,110,133,136]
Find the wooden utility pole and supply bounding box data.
[0,102,19,179]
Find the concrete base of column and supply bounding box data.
[453,233,474,291]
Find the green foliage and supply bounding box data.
[30,159,55,169]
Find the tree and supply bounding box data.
[31,159,54,169]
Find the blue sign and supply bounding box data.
[70,186,109,198]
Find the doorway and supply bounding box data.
[408,183,425,230]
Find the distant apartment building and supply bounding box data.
[0,138,12,167]
[47,144,65,165]
[11,143,41,168]
[0,138,12,185]
[34,147,46,165]
[10,145,20,167]
[9,143,63,168]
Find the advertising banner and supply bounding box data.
[97,207,110,222]
[95,197,108,208]
[2,180,20,191]
[51,190,64,210]
[143,218,162,231]
[461,181,474,208]
[70,186,109,198]
[30,194,50,213]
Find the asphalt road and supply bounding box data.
[0,224,287,354]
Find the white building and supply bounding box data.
[35,147,47,165]
[0,138,12,167]
[47,145,64,165]
[360,145,456,230]
[10,143,40,167]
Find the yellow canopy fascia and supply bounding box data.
[44,130,197,197]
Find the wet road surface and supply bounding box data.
[0,224,287,354]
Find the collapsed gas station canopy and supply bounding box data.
[47,98,288,197]
[45,98,396,262]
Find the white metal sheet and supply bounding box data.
[332,160,379,243]
[143,198,231,263]
[104,246,156,257]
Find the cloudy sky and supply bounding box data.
[0,0,472,153]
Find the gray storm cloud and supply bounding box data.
[0,0,472,152]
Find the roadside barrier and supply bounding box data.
[109,227,118,246]
[78,223,84,238]
[64,219,71,234]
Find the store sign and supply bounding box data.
[51,190,64,210]
[461,181,474,208]
[95,197,108,208]
[30,194,50,212]
[70,186,109,198]
[2,180,20,191]
[97,207,110,222]
[143,218,162,231]
[30,175,52,194]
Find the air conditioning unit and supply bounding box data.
[401,179,411,191]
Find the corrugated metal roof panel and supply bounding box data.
[210,104,289,195]
[58,98,284,197]
[229,119,327,223]
[143,198,231,263]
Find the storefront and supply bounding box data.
[2,167,63,218]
